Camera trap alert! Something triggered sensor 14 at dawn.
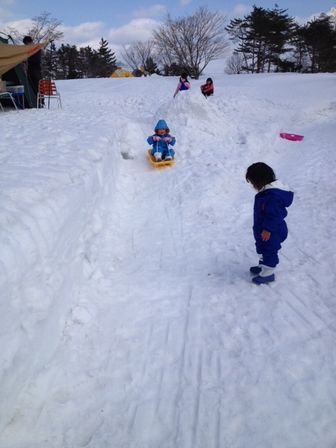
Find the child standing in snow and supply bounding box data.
[200,78,214,97]
[246,162,294,285]
[147,119,176,161]
[173,73,191,98]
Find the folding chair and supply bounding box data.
[37,79,62,109]
[0,92,18,111]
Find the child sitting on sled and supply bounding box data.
[200,77,214,97]
[147,119,176,162]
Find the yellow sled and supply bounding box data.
[148,148,176,168]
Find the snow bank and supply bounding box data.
[0,106,122,432]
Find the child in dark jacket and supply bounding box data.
[200,78,214,97]
[147,119,176,161]
[246,162,294,284]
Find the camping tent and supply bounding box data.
[0,42,44,77]
[0,37,44,108]
[111,68,133,78]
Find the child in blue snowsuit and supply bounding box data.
[246,162,294,284]
[147,119,176,162]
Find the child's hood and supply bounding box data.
[155,119,169,130]
[262,180,294,207]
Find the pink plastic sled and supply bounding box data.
[280,133,304,141]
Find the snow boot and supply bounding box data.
[252,273,275,285]
[154,152,162,161]
[164,155,172,161]
[250,266,262,275]
[250,255,263,275]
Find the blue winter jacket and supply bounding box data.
[253,181,294,251]
[147,134,176,155]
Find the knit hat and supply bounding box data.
[154,119,169,130]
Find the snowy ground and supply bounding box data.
[0,71,336,448]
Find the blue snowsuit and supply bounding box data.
[253,181,294,268]
[147,119,176,159]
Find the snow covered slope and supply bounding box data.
[0,72,336,447]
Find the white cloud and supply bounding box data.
[66,18,162,56]
[133,4,167,19]
[56,18,162,55]
[107,18,161,46]
[0,18,33,43]
[232,4,251,17]
[1,15,162,53]
[294,7,336,25]
[61,22,105,47]
[295,12,323,25]
[327,7,336,23]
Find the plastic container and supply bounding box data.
[7,85,24,94]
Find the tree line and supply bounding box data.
[40,7,227,80]
[5,7,335,79]
[226,6,336,74]
[42,38,118,79]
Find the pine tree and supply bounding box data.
[67,45,81,79]
[289,24,309,72]
[55,44,69,79]
[301,15,336,72]
[78,46,97,78]
[42,42,58,79]
[96,38,117,77]
[226,6,295,73]
[265,6,295,72]
[55,44,80,79]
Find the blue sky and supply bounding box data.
[1,0,335,50]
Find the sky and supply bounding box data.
[0,0,335,52]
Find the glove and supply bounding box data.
[261,230,271,241]
[164,137,172,143]
[153,136,161,142]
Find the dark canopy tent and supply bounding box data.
[0,36,44,108]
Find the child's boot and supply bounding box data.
[252,265,275,285]
[250,265,262,275]
[154,152,162,161]
[250,255,263,275]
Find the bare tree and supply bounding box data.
[153,7,228,78]
[3,11,63,44]
[121,40,155,70]
[120,45,138,71]
[154,40,175,68]
[6,12,63,44]
[225,52,244,74]
[28,11,63,43]
[1,27,21,44]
